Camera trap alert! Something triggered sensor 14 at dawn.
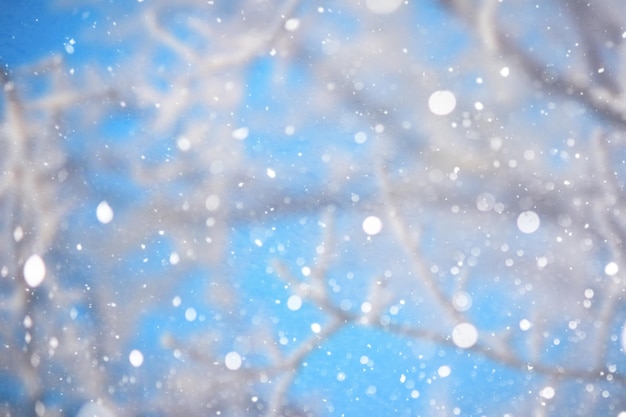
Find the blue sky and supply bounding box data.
[3,1,625,416]
[1,0,81,66]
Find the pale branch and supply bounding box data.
[588,132,626,370]
[439,0,626,129]
[143,10,197,61]
[265,318,345,417]
[271,259,347,320]
[376,161,465,324]
[562,0,625,94]
[379,321,626,385]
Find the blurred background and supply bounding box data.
[2,0,626,416]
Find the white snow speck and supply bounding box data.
[311,322,321,333]
[177,136,191,151]
[266,168,276,178]
[523,149,535,160]
[452,292,472,312]
[225,351,242,370]
[519,319,532,331]
[205,194,220,211]
[476,192,496,212]
[428,90,457,116]
[287,295,302,311]
[64,39,75,54]
[336,371,346,381]
[185,307,197,322]
[129,349,144,367]
[605,262,619,276]
[232,127,249,140]
[452,322,478,348]
[96,201,114,224]
[517,210,540,234]
[537,256,548,269]
[500,67,510,77]
[366,0,403,14]
[284,18,300,31]
[169,252,180,265]
[24,254,46,288]
[13,226,23,242]
[362,216,382,235]
[354,131,367,144]
[437,365,451,378]
[539,386,555,399]
[49,337,59,349]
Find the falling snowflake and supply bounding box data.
[96,201,114,224]
[517,210,540,234]
[225,351,242,370]
[23,254,46,288]
[428,90,457,116]
[362,216,383,235]
[129,349,144,367]
[452,322,478,348]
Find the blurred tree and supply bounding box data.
[2,0,626,416]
